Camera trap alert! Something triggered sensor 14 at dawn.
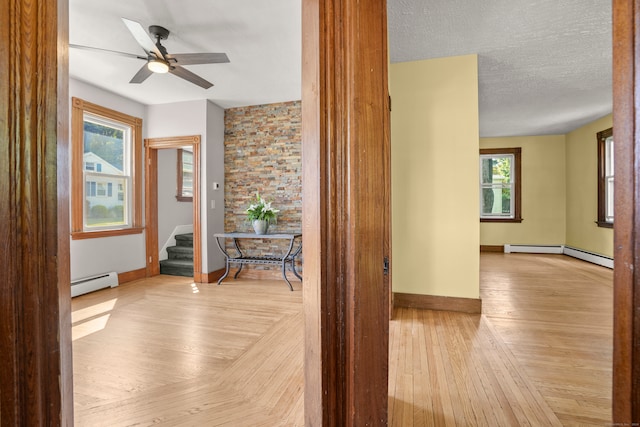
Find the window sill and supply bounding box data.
[595,221,614,229]
[176,196,193,202]
[71,227,144,240]
[480,217,523,223]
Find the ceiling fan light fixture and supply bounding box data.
[147,59,169,74]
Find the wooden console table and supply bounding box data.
[213,232,302,291]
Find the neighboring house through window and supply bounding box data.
[597,127,614,228]
[71,97,143,238]
[480,147,522,222]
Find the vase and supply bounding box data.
[252,219,269,235]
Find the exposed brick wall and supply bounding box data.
[224,101,302,270]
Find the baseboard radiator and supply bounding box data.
[563,246,613,269]
[504,244,564,254]
[503,244,613,269]
[71,272,119,297]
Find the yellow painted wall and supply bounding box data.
[566,114,613,257]
[390,55,479,299]
[480,135,566,246]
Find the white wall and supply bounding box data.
[205,101,226,271]
[69,78,148,281]
[157,149,193,257]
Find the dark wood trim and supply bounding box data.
[394,293,482,314]
[597,127,614,228]
[480,147,522,222]
[118,268,147,285]
[57,0,74,423]
[302,0,390,424]
[612,0,640,422]
[595,220,614,229]
[481,218,524,223]
[480,245,505,253]
[0,0,73,423]
[145,136,203,282]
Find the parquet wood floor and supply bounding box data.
[73,253,613,426]
[72,276,304,426]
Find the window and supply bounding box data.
[597,127,614,228]
[176,148,194,202]
[479,147,522,222]
[72,97,143,239]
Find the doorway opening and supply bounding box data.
[145,135,202,281]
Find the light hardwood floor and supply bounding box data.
[72,253,612,426]
[389,253,612,426]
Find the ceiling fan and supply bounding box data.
[70,18,229,89]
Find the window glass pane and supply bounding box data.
[83,114,130,230]
[83,117,125,175]
[84,174,128,228]
[492,157,512,184]
[181,150,193,197]
[607,177,614,221]
[481,188,495,214]
[501,188,512,214]
[606,137,614,175]
[481,158,494,184]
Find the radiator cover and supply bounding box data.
[71,272,119,297]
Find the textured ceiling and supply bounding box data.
[69,0,612,137]
[388,0,612,136]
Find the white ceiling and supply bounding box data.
[69,0,612,138]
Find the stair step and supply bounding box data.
[167,245,194,260]
[175,233,193,247]
[160,259,193,277]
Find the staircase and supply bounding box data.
[160,233,194,277]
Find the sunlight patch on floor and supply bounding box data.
[71,298,117,341]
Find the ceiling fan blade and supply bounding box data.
[69,44,147,60]
[169,65,213,89]
[129,64,154,84]
[168,53,230,65]
[121,17,163,59]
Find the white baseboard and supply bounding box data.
[501,244,613,269]
[504,244,564,254]
[563,246,613,269]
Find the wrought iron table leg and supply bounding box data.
[291,260,302,281]
[215,236,231,285]
[279,236,298,291]
[290,240,303,281]
[234,263,244,279]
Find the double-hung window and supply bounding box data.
[597,128,614,227]
[479,148,522,222]
[71,97,143,238]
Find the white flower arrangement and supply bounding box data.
[246,192,279,223]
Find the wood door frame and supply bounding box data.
[144,135,202,282]
[612,0,640,422]
[302,0,391,424]
[3,0,639,423]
